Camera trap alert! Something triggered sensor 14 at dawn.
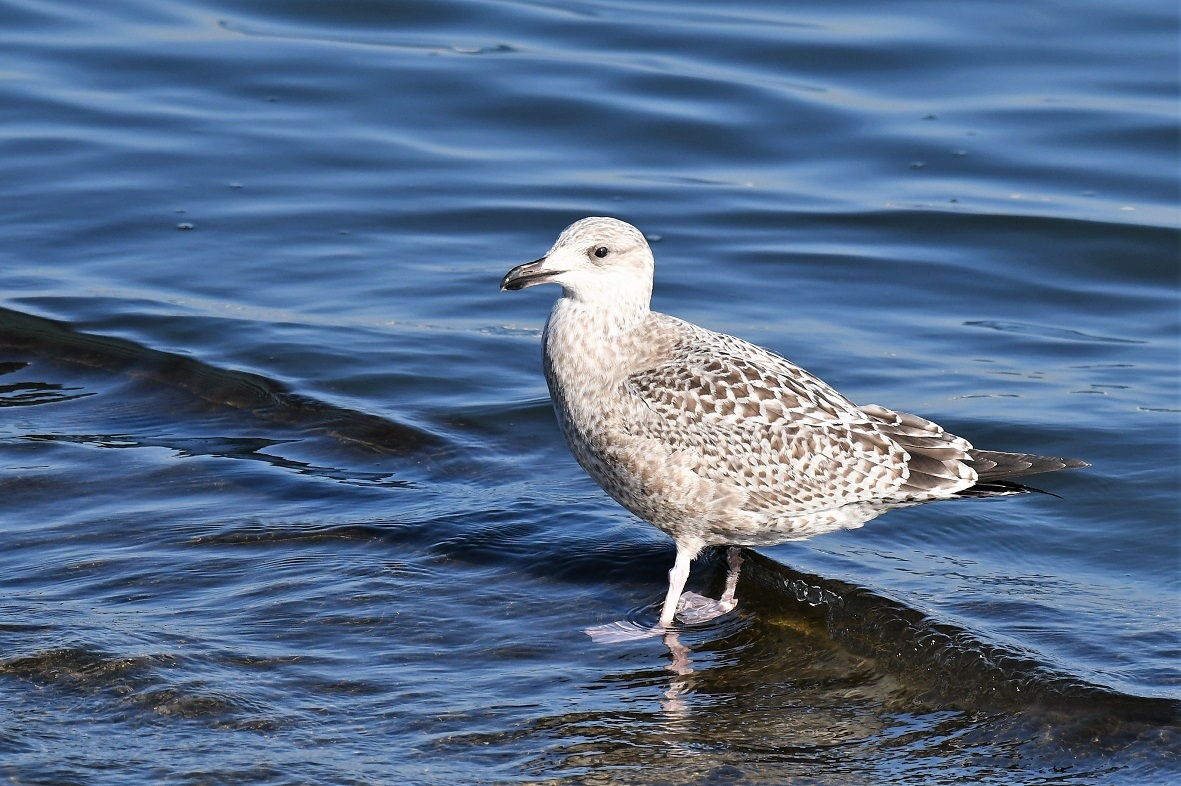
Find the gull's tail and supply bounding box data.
[957,450,1089,498]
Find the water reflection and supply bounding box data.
[659,631,694,717]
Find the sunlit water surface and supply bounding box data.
[0,0,1177,783]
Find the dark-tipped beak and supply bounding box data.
[500,258,554,291]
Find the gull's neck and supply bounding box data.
[551,289,650,337]
[541,288,652,415]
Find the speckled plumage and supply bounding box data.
[501,217,1087,632]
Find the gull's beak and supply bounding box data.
[500,257,555,291]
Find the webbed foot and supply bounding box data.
[674,591,737,625]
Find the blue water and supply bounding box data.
[1,0,1177,783]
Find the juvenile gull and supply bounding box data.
[501,217,1087,633]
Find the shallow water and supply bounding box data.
[1,0,1178,783]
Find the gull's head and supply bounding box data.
[500,217,654,308]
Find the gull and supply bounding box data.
[500,217,1087,635]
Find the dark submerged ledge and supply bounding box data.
[0,305,444,457]
[726,548,1179,726]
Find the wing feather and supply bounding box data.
[621,320,951,515]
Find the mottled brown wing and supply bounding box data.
[856,404,978,494]
[622,338,922,515]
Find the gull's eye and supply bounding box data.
[593,246,610,259]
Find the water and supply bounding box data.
[1,0,1177,782]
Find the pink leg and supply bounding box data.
[658,545,693,628]
[719,547,743,606]
[586,545,737,642]
[673,546,742,625]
